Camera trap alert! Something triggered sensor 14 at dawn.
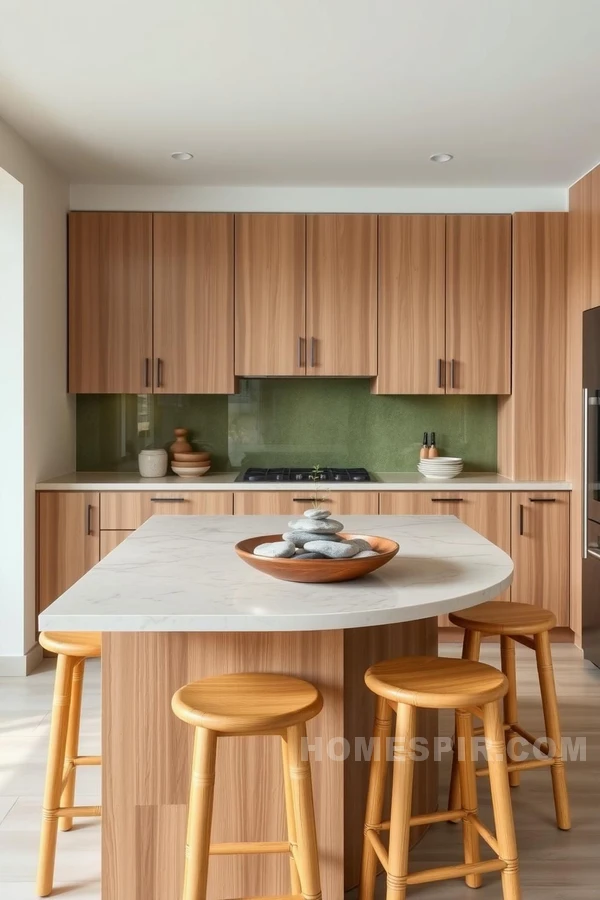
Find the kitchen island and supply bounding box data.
[39,514,513,900]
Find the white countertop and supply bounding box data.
[38,514,514,633]
[36,471,572,491]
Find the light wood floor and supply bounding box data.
[0,643,597,898]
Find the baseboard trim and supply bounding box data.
[0,643,43,676]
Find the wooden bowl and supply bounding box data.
[234,533,399,583]
[170,458,211,467]
[173,452,211,463]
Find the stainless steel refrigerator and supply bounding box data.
[583,306,600,667]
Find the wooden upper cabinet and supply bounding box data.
[374,215,446,394]
[235,214,306,376]
[153,213,234,393]
[68,212,152,393]
[445,215,511,394]
[306,214,377,376]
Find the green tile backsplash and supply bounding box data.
[76,380,498,473]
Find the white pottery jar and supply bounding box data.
[138,449,168,478]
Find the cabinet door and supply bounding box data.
[68,212,152,393]
[153,213,234,393]
[101,491,234,530]
[235,214,306,376]
[234,491,379,516]
[100,531,133,558]
[511,492,570,625]
[306,214,377,376]
[38,492,100,612]
[375,215,446,394]
[380,491,511,624]
[446,215,511,394]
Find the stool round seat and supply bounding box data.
[365,655,508,709]
[172,672,323,734]
[39,631,101,658]
[449,600,556,635]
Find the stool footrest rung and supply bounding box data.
[74,754,101,767]
[224,895,303,899]
[210,841,290,856]
[47,805,101,819]
[476,756,553,777]
[407,858,506,886]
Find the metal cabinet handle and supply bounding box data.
[587,546,600,561]
[529,498,556,503]
[583,388,589,559]
[519,503,524,536]
[156,358,163,388]
[297,337,306,368]
[450,359,456,389]
[86,504,93,536]
[437,359,444,389]
[151,497,185,503]
[293,497,328,503]
[144,358,150,389]
[310,337,317,368]
[431,498,464,503]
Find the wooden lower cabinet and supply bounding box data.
[233,491,379,516]
[100,530,133,558]
[511,492,570,626]
[37,492,100,613]
[380,492,511,624]
[100,491,234,529]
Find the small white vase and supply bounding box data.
[138,449,168,478]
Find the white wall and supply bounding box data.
[0,115,73,674]
[70,183,567,213]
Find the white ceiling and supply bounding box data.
[1,0,599,187]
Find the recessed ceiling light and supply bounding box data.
[430,153,453,163]
[171,151,194,161]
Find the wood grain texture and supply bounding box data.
[511,492,570,626]
[445,215,511,394]
[498,213,567,480]
[37,492,100,614]
[566,165,600,643]
[306,214,377,376]
[233,491,379,516]
[100,530,133,558]
[235,214,306,376]
[101,621,437,900]
[68,212,152,393]
[153,213,235,393]
[374,215,446,394]
[100,491,233,530]
[379,491,511,624]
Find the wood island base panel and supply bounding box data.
[101,622,437,900]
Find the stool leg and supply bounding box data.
[286,722,322,900]
[281,736,302,894]
[386,702,416,900]
[448,628,481,815]
[59,658,85,832]
[534,630,571,830]
[37,653,76,897]
[359,695,393,900]
[456,709,482,888]
[500,636,520,788]
[482,700,521,900]
[182,727,217,900]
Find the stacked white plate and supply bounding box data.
[417,457,464,480]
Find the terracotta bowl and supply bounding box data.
[173,452,211,463]
[170,459,212,467]
[234,533,399,583]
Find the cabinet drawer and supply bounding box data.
[233,491,379,516]
[100,491,233,529]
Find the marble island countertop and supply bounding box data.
[39,514,514,633]
[36,471,572,491]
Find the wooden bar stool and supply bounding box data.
[37,631,102,897]
[448,600,571,831]
[172,672,323,900]
[359,656,521,900]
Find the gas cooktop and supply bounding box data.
[239,467,371,483]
